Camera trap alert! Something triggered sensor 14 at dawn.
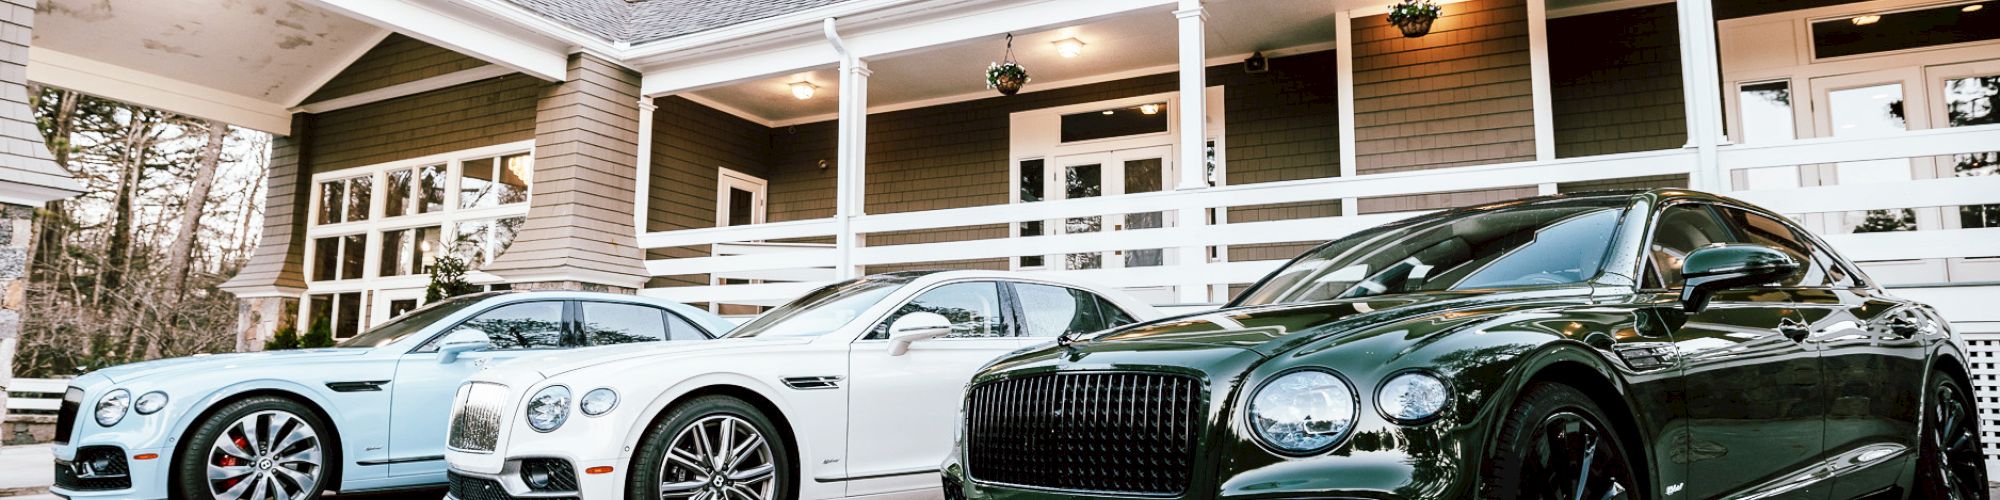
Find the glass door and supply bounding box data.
[1048,147,1175,271]
[1810,68,1932,185]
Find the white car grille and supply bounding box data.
[448,382,510,453]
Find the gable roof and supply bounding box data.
[501,0,851,44]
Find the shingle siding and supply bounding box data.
[304,34,492,105]
[221,117,311,292]
[483,54,648,286]
[1549,4,1687,158]
[1352,0,1536,174]
[308,75,540,172]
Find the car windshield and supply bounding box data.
[726,277,908,338]
[337,293,503,348]
[1235,200,1627,306]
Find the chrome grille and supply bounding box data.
[449,382,508,453]
[965,372,1202,496]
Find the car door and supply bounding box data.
[844,280,1036,496]
[386,299,569,478]
[1645,203,1829,500]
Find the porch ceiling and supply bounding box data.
[31,0,388,132]
[683,0,1339,125]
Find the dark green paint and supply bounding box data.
[944,190,1972,500]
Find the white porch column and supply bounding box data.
[1527,0,1555,161]
[1676,0,1726,191]
[1174,0,1211,304]
[633,97,658,235]
[834,58,871,280]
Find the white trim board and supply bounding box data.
[301,0,568,81]
[28,48,294,135]
[293,64,516,114]
[284,29,395,108]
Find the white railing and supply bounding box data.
[5,378,69,414]
[636,125,2000,307]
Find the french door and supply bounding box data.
[1042,146,1175,271]
[1808,68,1934,185]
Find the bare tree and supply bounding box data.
[166,120,225,293]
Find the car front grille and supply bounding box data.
[448,471,576,500]
[54,387,83,444]
[448,382,509,453]
[54,446,130,491]
[965,372,1202,496]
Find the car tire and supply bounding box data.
[1917,373,1987,499]
[1482,383,1638,499]
[629,395,795,500]
[172,396,333,500]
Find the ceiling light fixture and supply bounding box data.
[1052,38,1086,58]
[1140,104,1161,115]
[1965,4,1984,12]
[790,81,817,100]
[1851,14,1881,25]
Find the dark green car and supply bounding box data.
[942,190,1983,499]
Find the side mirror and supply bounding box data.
[1679,243,1799,313]
[436,328,493,364]
[886,312,954,356]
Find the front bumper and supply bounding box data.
[47,443,169,500]
[444,457,617,500]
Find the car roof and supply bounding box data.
[477,290,737,335]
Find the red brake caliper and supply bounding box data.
[218,436,250,490]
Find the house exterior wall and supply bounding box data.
[1352,0,1535,174]
[482,53,648,290]
[645,51,1344,277]
[303,33,492,104]
[307,75,541,173]
[1548,4,1687,158]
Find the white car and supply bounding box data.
[442,270,1160,500]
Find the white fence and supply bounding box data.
[5,378,68,414]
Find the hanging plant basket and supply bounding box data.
[1388,0,1442,38]
[986,34,1031,96]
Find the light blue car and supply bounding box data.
[48,290,733,500]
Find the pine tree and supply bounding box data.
[425,254,478,302]
[262,324,301,351]
[300,316,335,348]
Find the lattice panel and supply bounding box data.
[1962,327,2000,477]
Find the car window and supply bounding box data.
[450,301,567,350]
[1647,204,1738,288]
[580,302,669,345]
[665,313,709,341]
[868,282,1011,340]
[1717,207,1825,287]
[339,292,502,348]
[1013,283,1119,338]
[1095,295,1138,328]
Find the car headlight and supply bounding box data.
[579,388,618,416]
[1247,369,1356,454]
[525,386,571,432]
[134,391,169,415]
[1376,371,1450,423]
[95,389,131,427]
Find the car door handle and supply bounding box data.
[1885,316,1921,338]
[1778,319,1811,343]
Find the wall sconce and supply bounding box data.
[1051,38,1085,58]
[1850,14,1881,25]
[1139,103,1161,115]
[790,81,817,100]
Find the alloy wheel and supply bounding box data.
[658,414,777,500]
[205,410,322,500]
[1518,411,1632,500]
[1930,382,1985,500]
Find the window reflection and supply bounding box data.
[1944,75,1999,176]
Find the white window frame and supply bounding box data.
[300,140,535,332]
[715,167,769,227]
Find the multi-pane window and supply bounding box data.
[459,153,532,209]
[450,217,525,266]
[378,226,442,277]
[318,176,371,225]
[306,292,366,339]
[384,164,446,217]
[1018,159,1045,268]
[1944,75,1998,176]
[311,234,367,281]
[1962,204,2000,229]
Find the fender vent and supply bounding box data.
[781,376,842,390]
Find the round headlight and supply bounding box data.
[525,386,571,432]
[579,388,618,416]
[1376,372,1450,423]
[134,391,169,415]
[1247,369,1356,454]
[95,389,131,427]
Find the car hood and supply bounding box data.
[1067,288,1593,358]
[498,337,815,380]
[88,348,371,384]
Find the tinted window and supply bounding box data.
[1013,283,1116,338]
[870,282,1011,340]
[339,292,503,348]
[1648,204,1738,288]
[453,301,566,350]
[1718,207,1826,287]
[730,277,907,338]
[1096,296,1137,328]
[580,302,667,345]
[665,313,708,341]
[1238,202,1627,306]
